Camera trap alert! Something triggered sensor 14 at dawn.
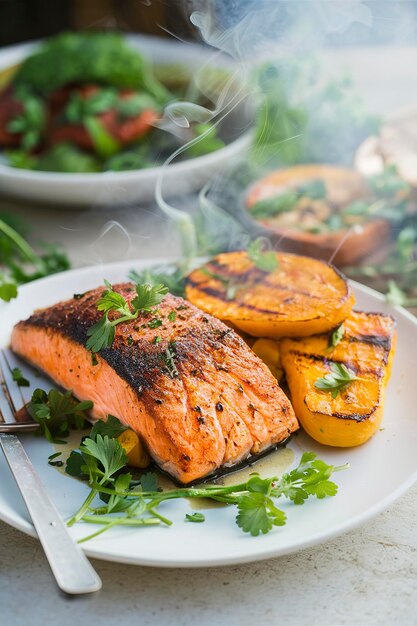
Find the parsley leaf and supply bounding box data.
[247,239,279,273]
[185,512,205,523]
[11,367,30,387]
[90,414,127,440]
[27,388,93,443]
[132,283,168,311]
[328,323,345,348]
[236,492,286,536]
[314,362,358,398]
[86,315,115,352]
[87,280,168,352]
[81,434,127,480]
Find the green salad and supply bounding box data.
[0,32,225,173]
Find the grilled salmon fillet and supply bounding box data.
[280,311,396,447]
[11,283,298,483]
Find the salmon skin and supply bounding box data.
[11,283,298,484]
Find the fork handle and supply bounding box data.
[0,434,102,595]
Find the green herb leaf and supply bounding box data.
[167,311,177,322]
[131,283,168,312]
[86,315,115,352]
[90,415,127,440]
[84,116,121,158]
[185,512,205,523]
[140,472,159,492]
[11,367,30,387]
[236,492,286,536]
[247,239,279,272]
[385,280,407,306]
[27,388,93,443]
[250,191,298,219]
[87,280,168,352]
[0,280,18,302]
[148,318,162,329]
[65,450,87,478]
[129,266,185,297]
[314,363,358,399]
[328,323,345,348]
[81,434,127,480]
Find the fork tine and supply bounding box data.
[0,350,25,411]
[0,364,18,425]
[2,349,40,405]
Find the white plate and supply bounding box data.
[0,259,416,568]
[0,36,252,208]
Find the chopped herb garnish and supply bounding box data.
[163,342,179,378]
[185,512,205,523]
[167,311,177,322]
[153,336,162,344]
[247,239,278,272]
[328,323,345,349]
[11,367,30,387]
[148,318,163,329]
[86,280,168,352]
[48,452,64,467]
[314,362,358,399]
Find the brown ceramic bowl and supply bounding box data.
[245,164,391,266]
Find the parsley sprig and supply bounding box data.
[64,417,348,541]
[314,362,359,399]
[86,280,168,352]
[27,388,93,443]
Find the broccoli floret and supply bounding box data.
[13,32,170,103]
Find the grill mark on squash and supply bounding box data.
[289,349,384,378]
[207,257,351,303]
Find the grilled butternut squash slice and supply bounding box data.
[280,311,396,447]
[251,338,284,382]
[186,251,354,338]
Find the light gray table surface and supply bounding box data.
[1,46,417,626]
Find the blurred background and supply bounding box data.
[3,0,417,47]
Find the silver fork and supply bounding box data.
[0,348,102,595]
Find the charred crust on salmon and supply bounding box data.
[12,282,298,484]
